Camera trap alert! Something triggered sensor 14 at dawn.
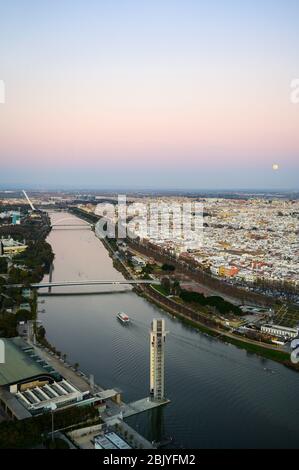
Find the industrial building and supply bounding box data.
[0,337,94,420]
[94,431,131,449]
[261,324,299,340]
[15,379,88,415]
[0,237,27,255]
[11,211,21,225]
[130,255,147,270]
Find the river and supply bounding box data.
[40,212,299,448]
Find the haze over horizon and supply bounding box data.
[1,0,298,189]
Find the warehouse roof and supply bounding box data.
[0,337,55,387]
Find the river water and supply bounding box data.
[40,212,299,448]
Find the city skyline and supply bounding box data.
[1,0,299,189]
[1,1,299,454]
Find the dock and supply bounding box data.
[123,397,170,418]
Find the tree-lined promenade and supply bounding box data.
[66,207,297,369]
[128,238,279,308]
[69,207,287,309]
[142,284,290,365]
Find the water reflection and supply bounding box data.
[40,212,299,449]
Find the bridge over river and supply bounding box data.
[7,279,160,289]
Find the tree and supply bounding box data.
[0,405,98,448]
[37,325,46,340]
[0,311,17,337]
[161,277,171,294]
[15,309,33,322]
[161,263,175,272]
[0,257,8,274]
[172,279,181,296]
[141,264,154,278]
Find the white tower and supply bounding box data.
[150,319,167,401]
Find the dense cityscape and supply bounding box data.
[1,0,299,460]
[0,189,299,449]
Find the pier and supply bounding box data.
[32,342,166,449]
[122,397,170,418]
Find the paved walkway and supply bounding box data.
[144,289,288,354]
[122,397,170,418]
[33,345,92,392]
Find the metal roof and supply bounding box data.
[0,337,54,386]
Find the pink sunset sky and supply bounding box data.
[0,1,298,189]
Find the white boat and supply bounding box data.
[117,312,130,324]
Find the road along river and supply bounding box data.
[40,212,299,448]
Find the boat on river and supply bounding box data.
[117,312,130,324]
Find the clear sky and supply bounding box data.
[0,0,298,189]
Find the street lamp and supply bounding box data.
[46,403,57,443]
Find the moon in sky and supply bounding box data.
[272,163,279,171]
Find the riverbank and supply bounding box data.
[39,209,299,449]
[0,211,54,338]
[68,208,295,370]
[141,277,294,368]
[105,236,294,368]
[143,286,290,364]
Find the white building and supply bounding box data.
[131,256,146,269]
[261,324,298,340]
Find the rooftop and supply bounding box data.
[0,337,57,387]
